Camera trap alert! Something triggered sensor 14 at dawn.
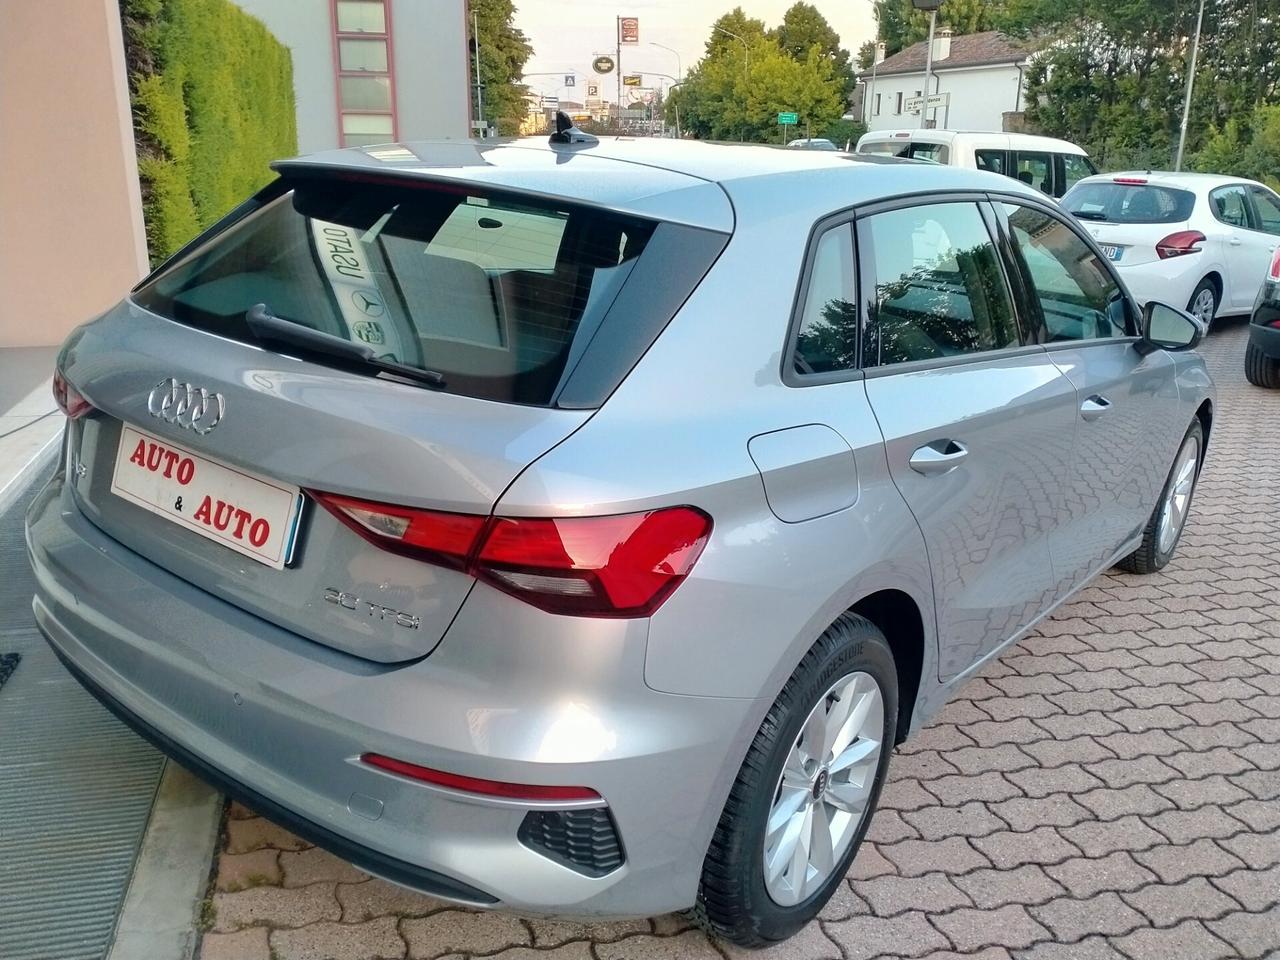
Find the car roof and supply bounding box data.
[1072,171,1262,193]
[857,129,1090,155]
[274,137,1044,233]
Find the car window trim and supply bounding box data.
[781,214,864,387]
[856,194,1032,376]
[988,190,1140,342]
[1209,183,1252,230]
[1244,184,1280,237]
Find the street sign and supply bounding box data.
[592,55,615,74]
[777,112,798,125]
[540,96,559,109]
[587,83,599,97]
[619,16,639,44]
[623,74,643,87]
[564,75,575,87]
[904,92,950,113]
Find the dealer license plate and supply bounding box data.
[110,424,304,569]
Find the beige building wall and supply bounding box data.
[0,0,149,348]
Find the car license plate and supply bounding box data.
[110,424,304,569]
[1100,244,1123,262]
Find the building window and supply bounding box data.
[332,0,396,146]
[336,0,386,33]
[874,93,882,116]
[894,92,903,115]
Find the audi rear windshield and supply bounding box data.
[131,174,721,407]
[1063,182,1196,224]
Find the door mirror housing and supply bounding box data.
[1139,301,1204,353]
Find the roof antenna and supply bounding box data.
[549,110,598,145]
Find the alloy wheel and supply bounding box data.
[1191,288,1216,326]
[761,671,883,906]
[1157,433,1200,555]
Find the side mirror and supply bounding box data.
[1139,301,1204,353]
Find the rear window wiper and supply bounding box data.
[245,303,445,389]
[1070,211,1110,221]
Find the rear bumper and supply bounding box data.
[1114,258,1205,313]
[26,472,757,917]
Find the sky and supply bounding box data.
[515,0,877,100]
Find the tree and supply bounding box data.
[469,0,533,136]
[870,0,1002,58]
[774,3,856,98]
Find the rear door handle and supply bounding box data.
[909,440,968,476]
[1229,236,1243,246]
[1080,395,1112,421]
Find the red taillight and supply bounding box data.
[52,370,92,419]
[311,493,712,618]
[1113,176,1148,185]
[311,491,486,570]
[1268,246,1280,282]
[1156,230,1206,259]
[361,753,600,801]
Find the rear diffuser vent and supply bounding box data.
[518,807,624,877]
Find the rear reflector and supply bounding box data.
[312,493,712,618]
[361,753,601,801]
[52,370,92,419]
[1156,230,1206,259]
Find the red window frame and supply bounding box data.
[330,0,398,146]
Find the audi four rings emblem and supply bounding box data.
[146,378,225,434]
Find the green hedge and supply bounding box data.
[122,0,297,262]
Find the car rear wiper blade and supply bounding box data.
[245,303,445,388]
[1070,211,1110,221]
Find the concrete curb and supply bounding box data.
[107,762,223,960]
[0,427,59,519]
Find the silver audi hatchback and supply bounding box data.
[28,130,1213,946]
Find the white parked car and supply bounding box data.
[1063,172,1280,326]
[854,130,1097,199]
[786,137,839,151]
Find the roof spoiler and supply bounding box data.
[550,111,598,146]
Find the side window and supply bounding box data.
[1002,203,1129,343]
[1211,185,1251,227]
[1013,151,1053,196]
[908,142,949,164]
[861,202,1019,367]
[793,223,858,375]
[1061,154,1097,194]
[975,149,1008,176]
[1249,186,1280,235]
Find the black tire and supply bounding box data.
[1187,278,1219,331]
[1245,340,1280,388]
[693,613,897,947]
[1117,419,1204,574]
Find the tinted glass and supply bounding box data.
[1063,182,1196,224]
[1014,152,1052,195]
[1061,154,1097,192]
[908,143,949,164]
[1211,185,1251,227]
[862,203,1019,367]
[132,179,660,406]
[1003,203,1128,342]
[793,224,858,374]
[975,149,1007,175]
[1250,187,1280,235]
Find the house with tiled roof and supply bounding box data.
[859,30,1032,132]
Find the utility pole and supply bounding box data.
[616,16,622,127]
[472,10,484,136]
[1175,0,1207,171]
[713,25,750,142]
[919,10,936,129]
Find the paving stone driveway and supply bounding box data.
[199,319,1280,960]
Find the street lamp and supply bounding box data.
[911,0,943,130]
[1175,0,1207,171]
[650,42,682,83]
[713,25,750,141]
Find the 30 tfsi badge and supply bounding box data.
[110,424,304,569]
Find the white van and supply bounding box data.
[855,130,1098,199]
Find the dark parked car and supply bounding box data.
[1245,247,1280,387]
